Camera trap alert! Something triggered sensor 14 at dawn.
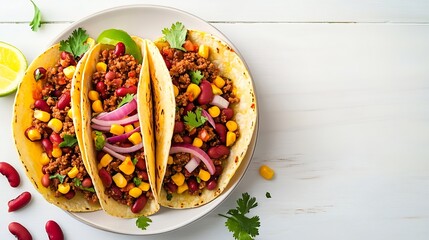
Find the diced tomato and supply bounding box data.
[198,129,210,142]
[183,40,198,52]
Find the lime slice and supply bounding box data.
[0,42,27,97]
[97,29,142,62]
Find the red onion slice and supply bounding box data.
[102,146,126,161]
[91,124,111,132]
[210,95,229,109]
[170,143,215,175]
[96,99,137,121]
[106,127,141,143]
[104,142,143,153]
[184,157,201,173]
[201,109,216,129]
[91,113,139,127]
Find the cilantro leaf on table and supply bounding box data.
[94,131,105,151]
[29,0,42,32]
[162,22,187,51]
[184,107,207,129]
[118,93,134,108]
[59,28,90,59]
[219,193,260,240]
[59,134,78,148]
[49,173,66,184]
[136,216,152,230]
[189,70,204,85]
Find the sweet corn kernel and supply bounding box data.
[63,66,76,79]
[92,100,103,113]
[192,137,203,148]
[88,90,100,101]
[86,37,95,46]
[138,182,151,192]
[259,165,275,180]
[173,85,179,97]
[198,45,209,59]
[186,83,201,101]
[226,131,237,147]
[226,121,238,131]
[40,152,50,165]
[67,108,73,118]
[155,40,170,50]
[100,153,113,167]
[124,124,134,133]
[171,172,185,186]
[110,124,125,136]
[208,106,220,118]
[177,183,189,194]
[48,118,63,133]
[27,128,41,141]
[67,166,79,178]
[129,187,143,198]
[167,156,174,165]
[58,183,70,194]
[112,173,127,188]
[96,62,107,72]
[128,132,142,145]
[211,84,223,95]
[214,76,226,88]
[119,157,135,175]
[52,147,62,158]
[198,169,211,182]
[34,110,50,122]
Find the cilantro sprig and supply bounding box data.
[59,134,78,148]
[60,28,90,59]
[29,0,42,32]
[136,216,152,230]
[189,70,204,85]
[73,178,95,193]
[94,131,105,151]
[219,193,260,240]
[118,93,134,108]
[49,173,66,184]
[162,22,187,51]
[183,107,207,129]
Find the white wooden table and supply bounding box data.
[1,1,429,239]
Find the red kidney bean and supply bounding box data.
[81,177,93,188]
[0,162,20,187]
[42,173,51,187]
[99,168,112,187]
[187,178,199,193]
[53,89,63,98]
[131,195,147,213]
[182,136,192,144]
[114,42,126,56]
[110,185,123,200]
[57,92,71,110]
[61,147,71,154]
[184,102,194,113]
[49,132,63,146]
[214,165,223,177]
[141,171,149,181]
[8,191,32,212]
[165,181,178,193]
[42,139,53,157]
[207,145,230,159]
[34,99,50,112]
[215,123,227,143]
[105,71,116,80]
[174,121,185,134]
[45,220,64,240]
[97,151,106,162]
[115,85,137,97]
[164,58,172,70]
[8,222,32,240]
[206,179,217,190]
[222,108,234,121]
[64,190,75,199]
[60,51,75,65]
[95,81,106,96]
[34,67,47,81]
[60,51,68,60]
[135,158,146,170]
[197,80,214,105]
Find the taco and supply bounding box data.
[12,28,101,211]
[81,31,158,218]
[148,22,257,208]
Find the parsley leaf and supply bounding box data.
[219,193,260,240]
[133,177,142,187]
[29,0,42,32]
[49,173,66,184]
[189,70,204,85]
[266,192,271,198]
[162,22,187,51]
[94,131,105,151]
[136,216,152,230]
[73,178,95,193]
[59,28,90,59]
[183,107,207,130]
[59,135,78,148]
[118,93,134,108]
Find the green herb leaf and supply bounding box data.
[118,93,134,108]
[132,157,138,165]
[59,28,89,59]
[133,177,142,187]
[162,22,187,51]
[189,70,204,85]
[73,178,95,193]
[29,0,42,32]
[266,192,271,198]
[136,216,152,230]
[59,135,78,148]
[34,68,43,81]
[219,193,260,240]
[183,107,207,130]
[166,193,173,201]
[49,173,66,184]
[94,131,105,151]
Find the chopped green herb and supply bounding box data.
[59,134,78,148]
[136,216,152,230]
[34,68,43,81]
[29,0,42,32]
[162,22,187,51]
[59,28,90,59]
[73,178,95,193]
[94,131,105,151]
[189,70,204,85]
[196,176,201,183]
[166,193,173,201]
[184,107,207,130]
[118,93,134,108]
[49,173,66,184]
[132,157,138,165]
[133,177,142,187]
[266,192,271,198]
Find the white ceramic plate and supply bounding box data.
[50,4,258,235]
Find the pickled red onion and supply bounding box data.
[96,98,137,121]
[184,157,201,173]
[91,113,139,127]
[104,142,143,153]
[201,109,216,129]
[102,146,126,161]
[91,124,111,132]
[106,127,141,143]
[210,95,229,109]
[170,143,215,175]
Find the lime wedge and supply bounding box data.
[97,29,142,62]
[0,42,27,97]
